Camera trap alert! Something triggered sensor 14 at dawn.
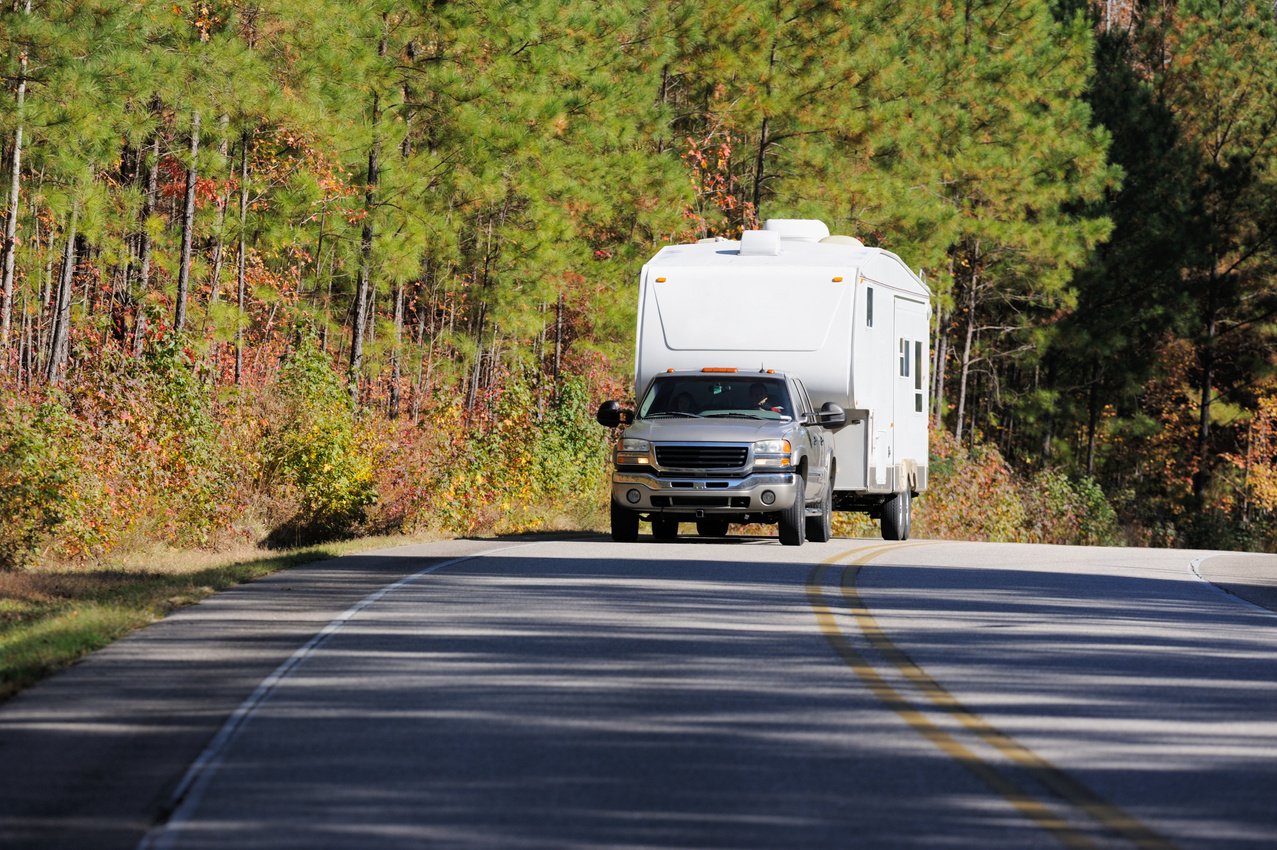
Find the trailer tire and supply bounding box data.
[696,519,729,538]
[879,489,911,541]
[611,501,639,542]
[806,482,833,543]
[779,476,807,546]
[652,517,679,541]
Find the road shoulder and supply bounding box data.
[1195,551,1277,615]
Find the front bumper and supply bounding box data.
[611,471,800,514]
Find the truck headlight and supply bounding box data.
[753,438,792,468]
[617,438,651,465]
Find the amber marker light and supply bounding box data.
[655,276,667,282]
[832,276,844,282]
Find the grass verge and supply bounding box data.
[0,533,433,704]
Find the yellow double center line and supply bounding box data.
[807,543,1179,850]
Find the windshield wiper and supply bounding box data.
[647,411,702,418]
[703,412,769,419]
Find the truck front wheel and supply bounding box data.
[806,481,833,543]
[778,476,807,546]
[611,501,639,542]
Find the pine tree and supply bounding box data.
[1156,1,1277,504]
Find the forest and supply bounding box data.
[1,0,1276,568]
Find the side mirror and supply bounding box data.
[596,400,634,428]
[817,402,847,431]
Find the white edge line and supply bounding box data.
[137,541,532,850]
[1189,554,1277,620]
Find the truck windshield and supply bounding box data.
[638,376,792,420]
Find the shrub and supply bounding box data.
[1021,469,1121,546]
[0,398,78,569]
[914,428,1027,542]
[261,338,376,543]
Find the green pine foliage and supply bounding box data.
[1,0,1275,559]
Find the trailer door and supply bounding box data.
[893,297,929,488]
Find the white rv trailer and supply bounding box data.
[634,219,932,522]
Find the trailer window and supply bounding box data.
[866,287,874,327]
[915,340,924,413]
[899,338,910,377]
[914,341,923,390]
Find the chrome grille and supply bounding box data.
[654,444,748,469]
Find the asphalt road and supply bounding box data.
[1,535,1275,849]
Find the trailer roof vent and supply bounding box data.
[821,234,865,248]
[738,230,782,256]
[762,219,830,242]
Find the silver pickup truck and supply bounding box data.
[597,369,847,545]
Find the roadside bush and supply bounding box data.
[533,376,611,500]
[140,335,232,543]
[393,371,611,536]
[914,428,1027,541]
[1020,470,1121,546]
[60,334,236,556]
[261,338,376,543]
[0,397,78,569]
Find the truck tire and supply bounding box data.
[879,489,911,541]
[652,516,679,541]
[778,476,806,546]
[696,519,730,538]
[806,481,833,543]
[611,501,639,542]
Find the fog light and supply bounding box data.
[760,490,776,505]
[626,489,641,504]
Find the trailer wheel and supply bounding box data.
[696,519,729,538]
[806,481,833,543]
[651,517,679,541]
[879,489,912,541]
[779,476,807,546]
[610,501,639,542]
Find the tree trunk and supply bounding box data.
[38,223,52,371]
[206,114,230,313]
[350,100,381,402]
[0,0,32,351]
[954,282,977,443]
[235,132,248,385]
[1085,363,1100,478]
[467,302,486,411]
[656,64,670,155]
[931,306,947,430]
[175,110,200,332]
[45,208,78,384]
[349,26,388,404]
[134,128,160,357]
[411,268,430,424]
[751,43,777,219]
[553,291,563,396]
[18,274,30,386]
[401,40,416,159]
[389,281,403,419]
[1193,274,1219,503]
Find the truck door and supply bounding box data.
[893,297,929,489]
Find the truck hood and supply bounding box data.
[624,417,793,444]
